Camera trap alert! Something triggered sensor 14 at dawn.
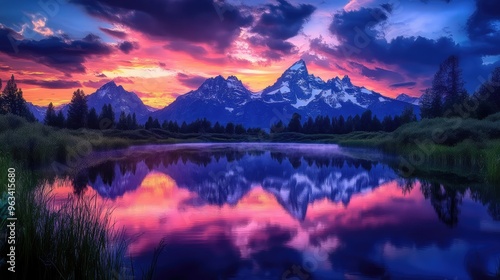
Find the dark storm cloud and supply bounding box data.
[349,62,404,82]
[315,5,461,76]
[118,41,139,54]
[164,41,226,64]
[390,82,417,89]
[99,27,127,39]
[248,35,297,60]
[250,0,315,58]
[466,0,500,55]
[0,27,113,74]
[164,41,208,57]
[71,0,254,51]
[18,79,82,89]
[317,1,500,93]
[252,0,316,40]
[177,73,208,89]
[329,5,390,43]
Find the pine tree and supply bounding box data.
[126,114,133,130]
[168,121,179,133]
[225,122,235,134]
[145,116,154,130]
[320,115,331,134]
[98,104,115,129]
[303,116,314,134]
[55,111,65,128]
[87,108,99,129]
[235,124,246,134]
[382,115,394,132]
[372,116,382,131]
[475,67,500,118]
[132,113,137,130]
[443,55,466,115]
[287,113,302,133]
[0,75,35,121]
[213,122,224,134]
[180,121,188,133]
[337,116,345,134]
[44,102,57,126]
[66,89,88,129]
[152,118,160,129]
[360,110,373,131]
[400,106,417,124]
[117,111,127,130]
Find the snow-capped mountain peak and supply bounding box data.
[282,59,309,78]
[341,75,352,86]
[396,93,420,105]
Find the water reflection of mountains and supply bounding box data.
[72,148,396,220]
[71,147,500,223]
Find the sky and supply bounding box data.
[0,0,499,108]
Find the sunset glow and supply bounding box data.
[2,0,498,108]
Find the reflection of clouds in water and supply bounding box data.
[51,144,500,279]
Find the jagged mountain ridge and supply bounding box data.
[29,60,419,127]
[56,81,153,123]
[85,151,396,220]
[153,60,419,128]
[396,93,421,105]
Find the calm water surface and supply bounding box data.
[48,143,500,280]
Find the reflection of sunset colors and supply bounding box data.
[2,0,497,108]
[50,175,469,259]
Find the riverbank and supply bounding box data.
[0,113,499,184]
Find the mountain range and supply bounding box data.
[80,144,397,220]
[28,60,420,127]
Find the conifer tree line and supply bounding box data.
[420,55,500,119]
[1,55,499,133]
[271,107,417,134]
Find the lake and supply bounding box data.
[47,143,500,280]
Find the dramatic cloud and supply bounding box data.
[83,77,134,88]
[164,41,208,57]
[0,28,113,73]
[99,27,127,39]
[349,62,404,82]
[390,82,417,89]
[164,41,226,64]
[176,73,207,89]
[466,0,500,55]
[18,79,82,89]
[250,0,315,57]
[72,0,254,50]
[252,0,316,40]
[118,41,139,54]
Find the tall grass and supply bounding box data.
[0,156,133,279]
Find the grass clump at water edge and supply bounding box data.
[0,156,163,279]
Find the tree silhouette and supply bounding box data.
[0,75,35,121]
[44,102,57,126]
[55,111,65,128]
[225,122,235,134]
[287,113,302,132]
[87,107,99,129]
[475,67,500,119]
[66,89,88,129]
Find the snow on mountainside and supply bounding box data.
[154,59,420,128]
[26,102,47,122]
[60,81,152,123]
[396,93,421,105]
[28,60,420,127]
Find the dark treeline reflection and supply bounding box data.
[69,146,500,224]
[396,178,500,226]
